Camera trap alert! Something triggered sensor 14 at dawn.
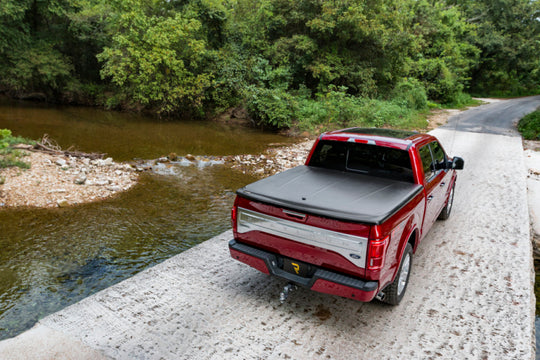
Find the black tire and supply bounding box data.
[381,243,413,306]
[437,184,455,220]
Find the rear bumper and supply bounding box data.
[229,240,379,302]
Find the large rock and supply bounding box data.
[57,199,69,208]
[55,159,67,167]
[74,175,87,185]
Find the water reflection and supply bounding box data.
[0,98,295,161]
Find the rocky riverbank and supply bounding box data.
[0,151,138,208]
[0,107,464,208]
[223,107,467,178]
[224,139,314,177]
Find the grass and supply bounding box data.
[289,90,483,135]
[0,129,35,170]
[293,96,429,134]
[518,110,540,140]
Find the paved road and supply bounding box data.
[0,97,539,359]
[442,96,540,137]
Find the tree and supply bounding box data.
[406,0,479,102]
[0,0,74,97]
[96,0,222,115]
[451,0,540,95]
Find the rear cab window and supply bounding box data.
[309,140,414,183]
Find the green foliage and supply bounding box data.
[0,0,76,96]
[443,92,479,109]
[96,0,213,115]
[407,0,480,103]
[518,111,540,140]
[0,129,11,150]
[245,86,294,128]
[0,129,34,169]
[391,78,428,110]
[0,0,538,128]
[230,0,415,97]
[454,0,540,96]
[0,129,35,149]
[2,42,73,93]
[293,88,423,132]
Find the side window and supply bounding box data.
[418,145,434,181]
[429,141,446,171]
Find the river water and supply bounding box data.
[0,99,295,340]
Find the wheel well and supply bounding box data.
[407,230,418,252]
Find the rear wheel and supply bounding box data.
[438,184,455,220]
[381,243,413,305]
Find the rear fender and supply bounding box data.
[387,222,417,289]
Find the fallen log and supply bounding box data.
[12,134,106,160]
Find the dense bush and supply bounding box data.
[293,89,422,132]
[518,111,540,140]
[245,86,294,128]
[391,79,428,110]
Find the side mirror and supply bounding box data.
[452,156,464,170]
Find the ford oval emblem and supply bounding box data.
[349,253,361,259]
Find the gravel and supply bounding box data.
[0,152,138,208]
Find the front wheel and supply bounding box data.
[438,184,455,220]
[381,243,413,305]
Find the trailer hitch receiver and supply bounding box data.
[279,283,297,304]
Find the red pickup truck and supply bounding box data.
[229,128,464,305]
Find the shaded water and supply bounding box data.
[0,98,293,161]
[0,100,292,340]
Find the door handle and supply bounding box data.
[427,195,434,202]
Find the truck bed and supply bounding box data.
[237,165,423,225]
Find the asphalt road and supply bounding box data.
[443,96,540,137]
[0,97,539,359]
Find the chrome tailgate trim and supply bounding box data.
[237,207,367,268]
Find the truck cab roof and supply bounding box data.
[320,128,434,151]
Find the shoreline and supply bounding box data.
[224,107,465,178]
[0,106,491,209]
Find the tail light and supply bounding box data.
[367,236,389,270]
[231,205,237,231]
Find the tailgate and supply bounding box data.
[233,197,371,278]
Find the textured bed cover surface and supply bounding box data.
[237,165,423,225]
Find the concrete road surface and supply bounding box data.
[0,97,539,359]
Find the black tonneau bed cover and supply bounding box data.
[237,165,423,225]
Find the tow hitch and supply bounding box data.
[279,283,297,304]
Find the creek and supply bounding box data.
[0,99,296,340]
